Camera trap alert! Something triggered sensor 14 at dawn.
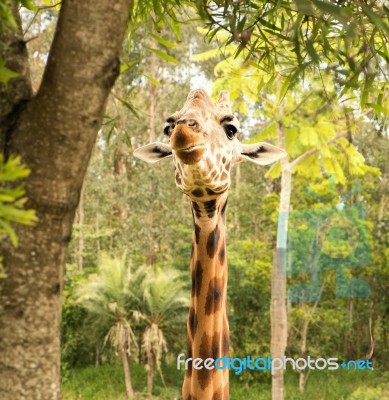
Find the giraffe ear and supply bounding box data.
[240,142,286,166]
[133,142,173,164]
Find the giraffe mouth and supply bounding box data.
[177,144,205,153]
[174,143,206,165]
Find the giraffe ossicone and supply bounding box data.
[134,89,286,400]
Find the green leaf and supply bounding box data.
[0,154,37,247]
[279,75,292,102]
[249,121,277,142]
[0,57,19,83]
[0,193,18,202]
[258,17,281,32]
[358,2,389,35]
[150,33,178,49]
[300,127,319,147]
[0,219,18,246]
[0,2,17,29]
[144,74,161,87]
[367,103,389,116]
[305,40,319,64]
[294,0,315,15]
[117,97,139,118]
[145,47,179,64]
[120,59,140,73]
[152,0,162,18]
[20,0,38,12]
[312,0,352,24]
[0,156,30,181]
[169,15,182,41]
[265,161,281,179]
[377,49,389,63]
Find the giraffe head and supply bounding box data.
[134,89,286,200]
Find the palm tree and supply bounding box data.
[74,252,146,399]
[140,267,189,394]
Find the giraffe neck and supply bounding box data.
[183,192,230,400]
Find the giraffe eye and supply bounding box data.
[224,124,238,140]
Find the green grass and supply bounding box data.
[62,363,389,400]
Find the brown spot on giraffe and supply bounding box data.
[206,187,217,196]
[218,244,226,265]
[192,188,204,198]
[205,277,224,315]
[192,202,202,219]
[188,307,198,339]
[192,261,203,298]
[194,223,201,244]
[197,332,220,389]
[206,226,220,259]
[221,200,228,217]
[204,199,217,219]
[134,89,286,400]
[222,330,230,355]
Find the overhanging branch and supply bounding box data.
[290,132,348,170]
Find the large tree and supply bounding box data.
[0,1,132,398]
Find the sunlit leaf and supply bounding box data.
[145,47,179,64]
[20,0,38,11]
[367,103,389,116]
[144,74,161,87]
[150,33,178,49]
[120,59,140,73]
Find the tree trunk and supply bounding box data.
[147,350,155,395]
[297,283,320,393]
[299,367,307,395]
[0,1,131,398]
[271,127,291,400]
[122,347,135,398]
[95,342,101,367]
[271,246,288,400]
[146,50,158,266]
[298,310,309,394]
[77,184,85,271]
[113,142,129,221]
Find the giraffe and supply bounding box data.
[134,89,285,400]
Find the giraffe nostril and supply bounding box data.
[187,119,197,127]
[177,119,198,127]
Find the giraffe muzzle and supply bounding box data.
[171,122,206,164]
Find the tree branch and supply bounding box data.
[290,132,348,170]
[0,1,32,153]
